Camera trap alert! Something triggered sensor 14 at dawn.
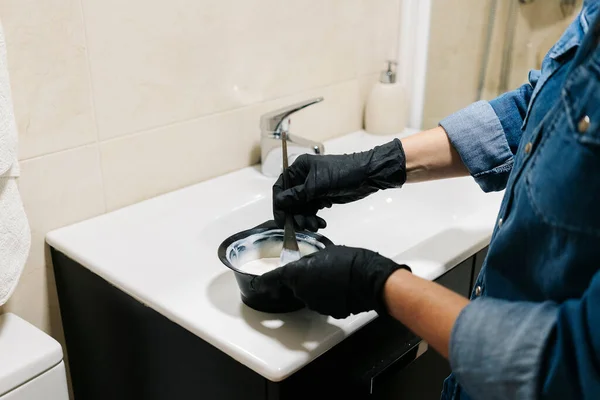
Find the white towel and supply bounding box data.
[0,20,31,306]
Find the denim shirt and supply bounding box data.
[438,2,600,399]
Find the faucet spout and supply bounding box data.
[259,97,325,177]
[260,97,323,135]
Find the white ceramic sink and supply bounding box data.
[46,130,503,382]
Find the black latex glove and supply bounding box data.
[273,139,407,231]
[252,245,411,319]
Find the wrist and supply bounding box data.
[373,262,411,316]
[381,268,411,314]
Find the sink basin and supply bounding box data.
[205,176,495,266]
[46,130,503,382]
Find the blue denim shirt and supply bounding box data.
[438,2,600,399]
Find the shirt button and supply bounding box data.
[475,286,482,296]
[524,142,532,154]
[498,217,503,228]
[578,115,590,133]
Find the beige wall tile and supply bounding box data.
[17,146,106,278]
[5,145,105,334]
[422,0,581,130]
[100,79,361,210]
[0,0,97,159]
[82,0,364,140]
[4,263,53,332]
[509,1,581,89]
[356,0,402,76]
[422,0,493,129]
[100,106,257,211]
[358,72,379,121]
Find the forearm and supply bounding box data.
[382,269,469,358]
[400,126,469,183]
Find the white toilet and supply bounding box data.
[0,313,69,400]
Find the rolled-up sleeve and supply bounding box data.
[439,76,538,192]
[450,270,600,400]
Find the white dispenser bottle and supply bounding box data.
[364,60,407,135]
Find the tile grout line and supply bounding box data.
[96,75,366,145]
[19,73,379,164]
[19,143,93,163]
[77,0,108,213]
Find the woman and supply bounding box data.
[255,2,600,399]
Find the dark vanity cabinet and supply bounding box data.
[51,247,487,400]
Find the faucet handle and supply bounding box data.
[259,97,324,134]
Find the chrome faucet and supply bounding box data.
[259,97,325,177]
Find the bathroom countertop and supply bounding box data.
[46,130,503,382]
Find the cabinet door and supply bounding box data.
[437,257,475,298]
[369,256,475,399]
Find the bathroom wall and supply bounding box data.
[0,0,401,345]
[421,0,582,129]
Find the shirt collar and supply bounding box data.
[581,0,600,34]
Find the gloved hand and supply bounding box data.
[273,139,406,231]
[252,245,411,319]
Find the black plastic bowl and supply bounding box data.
[217,221,334,313]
